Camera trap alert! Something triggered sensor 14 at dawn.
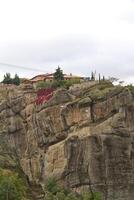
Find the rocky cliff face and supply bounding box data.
[0,82,134,200]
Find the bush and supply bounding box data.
[126,84,134,95]
[97,81,113,90]
[36,81,53,89]
[0,169,26,200]
[44,178,102,200]
[45,178,61,195]
[81,191,102,200]
[36,80,62,89]
[36,79,81,90]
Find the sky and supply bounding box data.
[0,0,134,83]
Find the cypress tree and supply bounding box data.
[99,73,101,82]
[2,73,12,84]
[12,74,20,85]
[54,66,64,81]
[91,71,95,81]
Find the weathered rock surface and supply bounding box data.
[0,83,134,200]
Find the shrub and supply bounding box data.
[56,191,66,200]
[63,78,81,89]
[97,81,113,90]
[0,169,26,200]
[65,193,78,200]
[81,191,102,200]
[44,178,102,200]
[126,84,134,95]
[36,81,53,89]
[45,178,61,195]
[36,79,81,90]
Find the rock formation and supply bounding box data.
[0,82,134,200]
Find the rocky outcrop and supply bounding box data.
[0,83,134,200]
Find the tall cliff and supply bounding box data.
[0,82,134,200]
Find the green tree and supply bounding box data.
[12,74,20,85]
[65,193,78,200]
[54,66,64,81]
[0,169,26,200]
[2,73,12,84]
[108,77,118,83]
[99,74,101,82]
[91,72,95,81]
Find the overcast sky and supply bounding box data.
[0,0,134,83]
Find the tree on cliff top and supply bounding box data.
[12,74,20,85]
[2,73,20,85]
[54,66,64,81]
[91,71,95,81]
[2,73,12,84]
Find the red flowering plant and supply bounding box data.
[34,88,54,105]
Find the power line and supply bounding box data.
[0,62,48,73]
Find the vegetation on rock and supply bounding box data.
[36,79,80,90]
[0,73,133,200]
[43,178,102,200]
[126,84,134,95]
[0,169,27,200]
[34,88,54,105]
[81,81,125,102]
[2,73,20,85]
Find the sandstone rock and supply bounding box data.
[0,84,134,200]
